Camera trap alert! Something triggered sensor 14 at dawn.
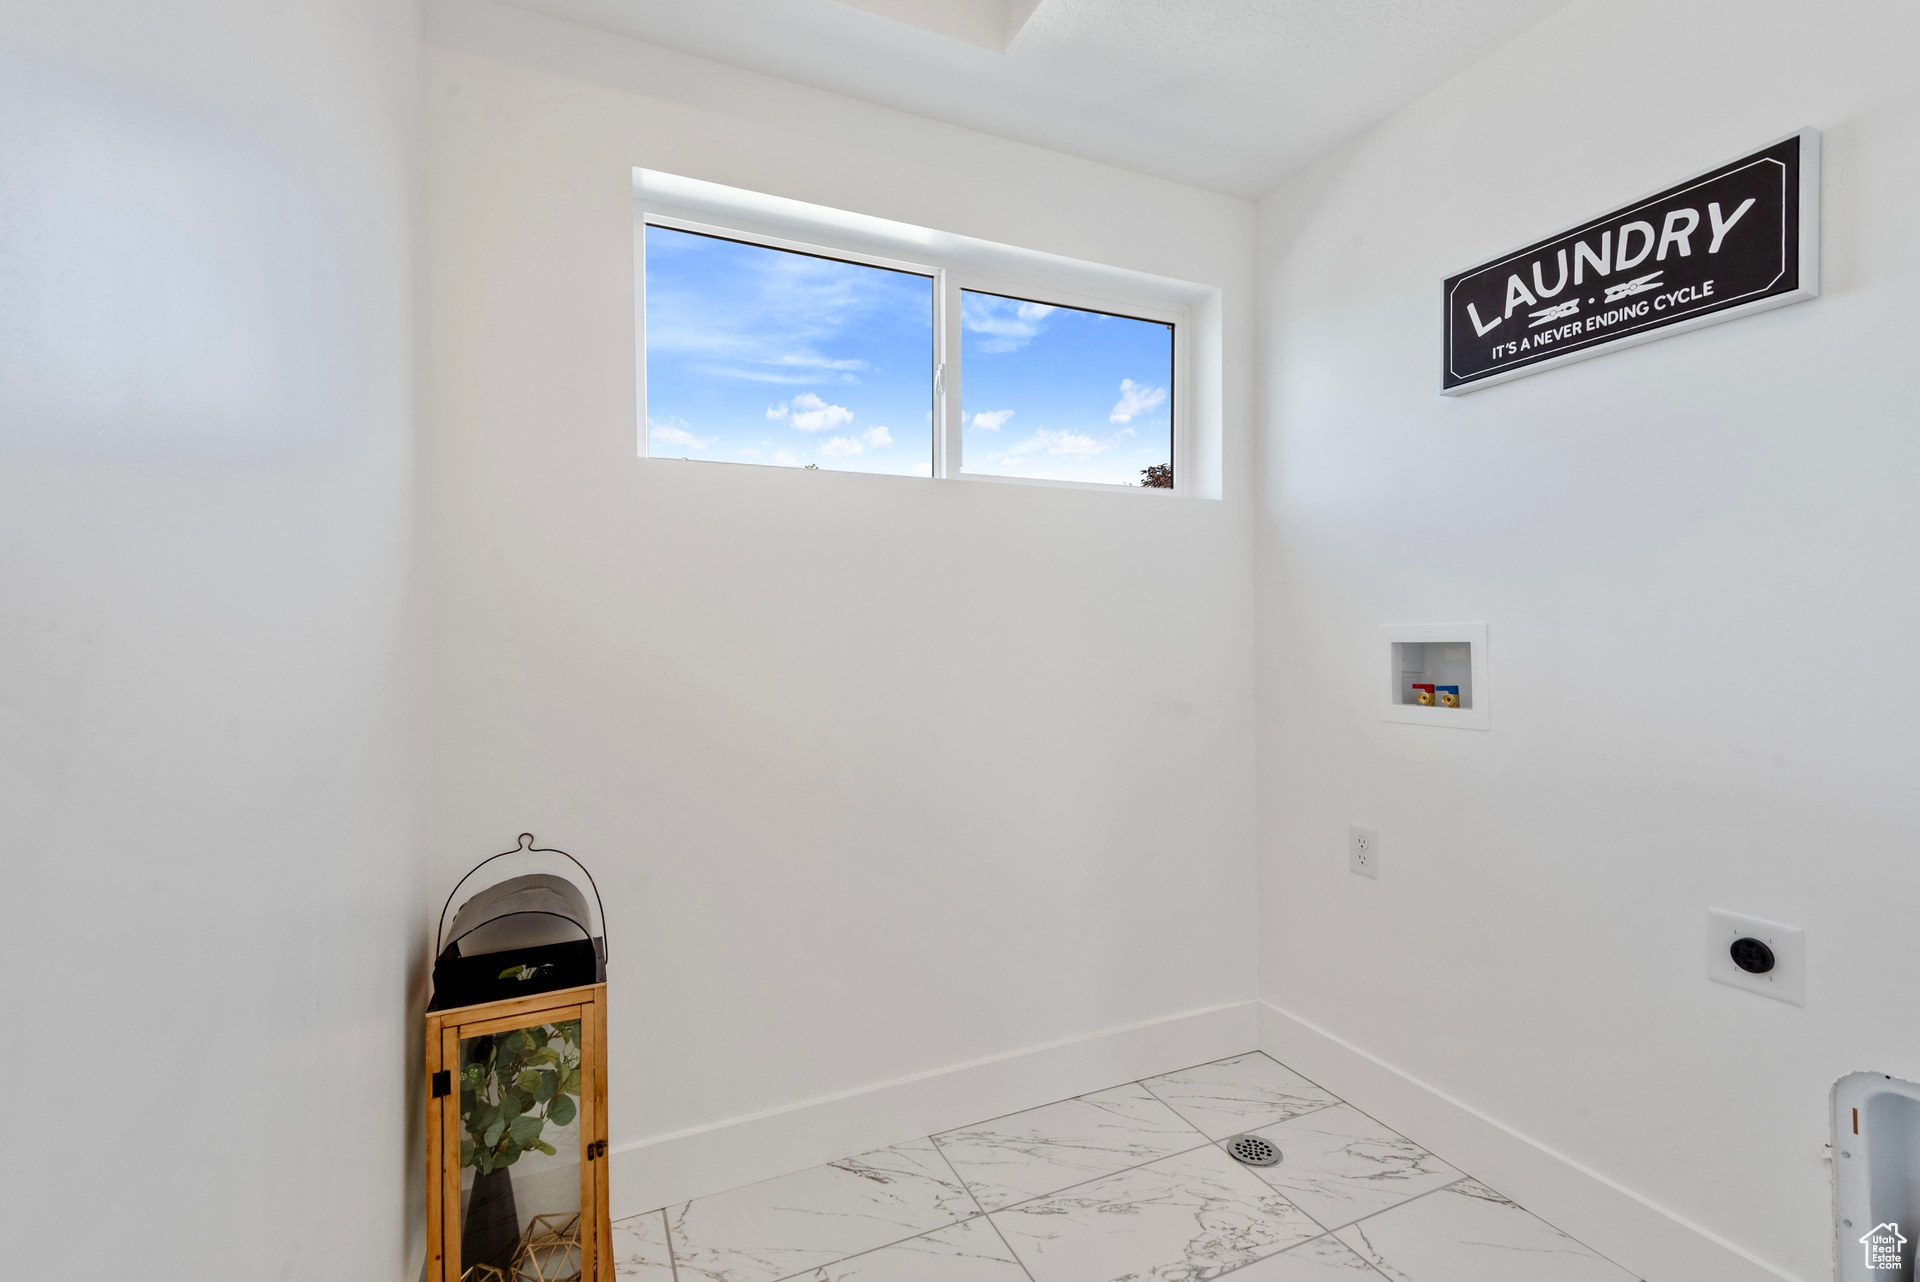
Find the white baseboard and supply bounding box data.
[609,999,1259,1217]
[1258,1002,1802,1282]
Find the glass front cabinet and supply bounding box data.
[426,984,611,1282]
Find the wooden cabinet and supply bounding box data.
[426,984,611,1282]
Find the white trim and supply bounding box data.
[635,212,942,473]
[633,168,1214,495]
[947,271,1188,494]
[607,999,1258,1217]
[634,169,1217,307]
[1259,1002,1801,1282]
[644,212,940,280]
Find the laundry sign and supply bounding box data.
[1442,130,1820,393]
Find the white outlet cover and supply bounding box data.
[1349,825,1379,879]
[1707,908,1804,1005]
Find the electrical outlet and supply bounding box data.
[1349,825,1379,878]
[1707,908,1804,1005]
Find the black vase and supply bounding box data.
[463,1166,521,1276]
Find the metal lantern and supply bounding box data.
[425,835,612,1282]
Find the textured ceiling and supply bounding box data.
[493,0,1571,198]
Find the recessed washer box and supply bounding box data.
[1382,624,1489,730]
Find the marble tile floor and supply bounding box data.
[611,1051,1641,1282]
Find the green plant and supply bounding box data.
[459,1021,582,1175]
[498,962,556,984]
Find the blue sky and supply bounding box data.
[643,227,1173,486]
[959,291,1173,486]
[644,225,934,474]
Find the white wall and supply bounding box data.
[0,2,425,1277]
[423,0,1257,1209]
[1255,1,1920,1279]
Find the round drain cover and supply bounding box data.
[1225,1135,1280,1167]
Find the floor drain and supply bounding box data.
[1225,1134,1280,1167]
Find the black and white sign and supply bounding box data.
[1443,130,1819,394]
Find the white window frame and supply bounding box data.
[941,271,1187,493]
[634,188,1195,496]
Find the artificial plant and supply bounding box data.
[459,1019,583,1176]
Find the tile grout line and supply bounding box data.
[1337,1174,1643,1281]
[658,1052,1513,1282]
[943,1052,1456,1281]
[928,1125,1034,1282]
[971,1110,1337,1221]
[1234,1095,1466,1234]
[961,1100,1361,1282]
[930,1071,1214,1215]
[969,1136,1219,1214]
[643,1053,1329,1230]
[661,1204,683,1282]
[757,1217,983,1282]
[627,1055,1301,1282]
[749,1139,1003,1282]
[933,1132,1044,1282]
[1250,1049,1643,1278]
[1201,1230,1397,1282]
[1248,1053,1539,1237]
[1201,1106,1488,1282]
[1247,1047,1519,1220]
[1329,1215,1411,1282]
[1251,1047,1475,1181]
[1136,1075,1230,1138]
[1194,1126,1345,1278]
[1233,1096,1347,1136]
[930,1134,991,1221]
[1322,1224,1403,1282]
[929,1048,1276,1143]
[933,1076,1183,1142]
[1336,1175,1472,1233]
[978,1211,1041,1282]
[1138,1059,1349,1145]
[659,1206,680,1282]
[938,1075,1353,1223]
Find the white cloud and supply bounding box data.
[863,425,892,447]
[961,295,1057,354]
[1009,429,1106,458]
[909,460,933,476]
[1048,432,1104,457]
[768,391,855,433]
[820,436,864,457]
[703,366,854,385]
[1109,379,1168,424]
[970,409,1014,432]
[644,229,904,383]
[647,417,710,450]
[737,447,762,458]
[772,450,801,467]
[774,352,866,371]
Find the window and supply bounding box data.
[959,290,1173,487]
[636,190,1194,493]
[643,225,934,476]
